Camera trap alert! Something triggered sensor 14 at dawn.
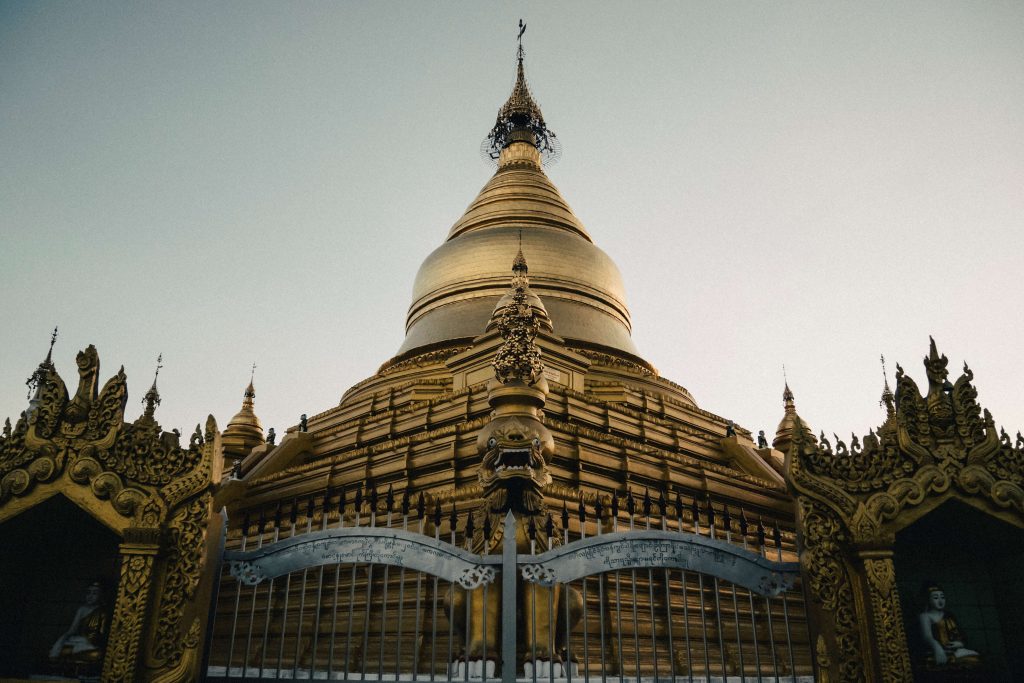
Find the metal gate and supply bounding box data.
[205,489,813,682]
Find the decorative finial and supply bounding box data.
[481,22,560,166]
[26,326,59,400]
[880,354,895,417]
[46,326,58,364]
[781,366,794,406]
[493,252,544,385]
[142,352,163,418]
[243,365,256,400]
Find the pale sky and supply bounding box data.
[2,2,1022,446]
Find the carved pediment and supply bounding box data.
[0,345,220,682]
[1,346,213,521]
[787,339,1022,524]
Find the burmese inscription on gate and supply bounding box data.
[526,530,798,596]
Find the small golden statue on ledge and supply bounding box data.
[48,581,109,674]
[919,583,980,667]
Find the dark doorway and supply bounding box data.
[895,501,1024,683]
[0,495,121,678]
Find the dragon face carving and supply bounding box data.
[476,416,553,514]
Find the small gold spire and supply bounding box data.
[223,369,265,461]
[487,249,553,334]
[493,251,545,386]
[141,353,163,419]
[45,325,58,365]
[26,326,59,400]
[879,354,895,418]
[482,22,559,164]
[773,377,815,451]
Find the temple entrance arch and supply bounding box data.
[0,495,121,678]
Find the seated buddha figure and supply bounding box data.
[919,584,980,667]
[48,581,109,672]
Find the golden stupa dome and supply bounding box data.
[395,58,640,364]
[222,380,264,460]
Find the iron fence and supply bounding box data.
[205,488,814,682]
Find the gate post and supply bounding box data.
[502,511,517,683]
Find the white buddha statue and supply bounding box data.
[919,584,979,667]
[48,581,109,670]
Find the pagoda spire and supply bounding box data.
[773,378,815,452]
[493,252,544,386]
[25,326,58,401]
[141,353,163,420]
[222,365,265,462]
[486,247,553,335]
[482,21,559,164]
[879,354,895,418]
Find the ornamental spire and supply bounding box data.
[222,365,265,462]
[141,352,163,419]
[512,235,528,289]
[879,354,895,418]
[25,326,58,400]
[493,251,544,386]
[482,21,560,165]
[773,376,815,452]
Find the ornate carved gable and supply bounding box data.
[788,338,1022,528]
[0,346,221,683]
[783,338,1024,682]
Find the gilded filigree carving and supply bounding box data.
[103,553,156,682]
[862,557,912,682]
[1,346,217,683]
[492,255,545,385]
[150,495,210,667]
[797,497,864,681]
[784,338,1024,682]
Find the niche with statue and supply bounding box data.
[895,501,1024,682]
[0,495,119,680]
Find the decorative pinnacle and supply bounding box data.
[45,326,58,364]
[244,363,256,400]
[879,354,895,416]
[512,243,528,289]
[26,326,59,400]
[142,353,163,418]
[493,251,544,385]
[482,22,559,164]
[781,365,795,403]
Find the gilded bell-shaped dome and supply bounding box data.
[773,382,815,453]
[394,58,641,365]
[222,380,264,460]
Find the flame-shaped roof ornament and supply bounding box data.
[481,21,561,166]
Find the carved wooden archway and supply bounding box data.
[784,339,1024,682]
[0,345,223,682]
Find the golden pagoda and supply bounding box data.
[21,30,1024,683]
[207,43,810,680]
[222,378,264,463]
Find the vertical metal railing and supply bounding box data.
[205,485,813,682]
